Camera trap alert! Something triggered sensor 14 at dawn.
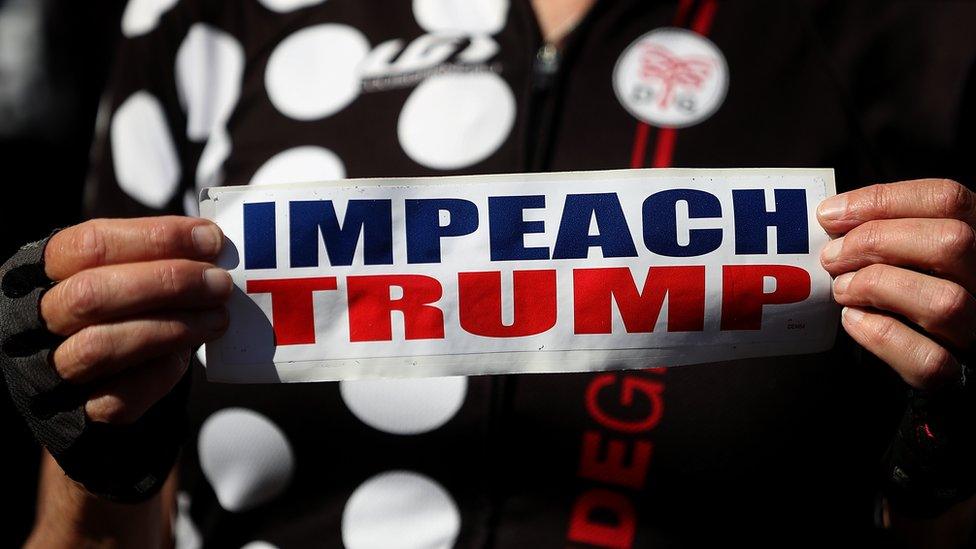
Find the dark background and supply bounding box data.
[0,0,124,544]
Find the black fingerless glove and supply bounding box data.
[0,231,191,503]
[880,362,976,518]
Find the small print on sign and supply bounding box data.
[200,168,838,383]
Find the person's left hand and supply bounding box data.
[818,178,976,390]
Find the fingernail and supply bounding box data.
[833,272,854,294]
[822,237,844,263]
[842,306,864,324]
[818,195,847,220]
[192,225,221,256]
[204,268,233,296]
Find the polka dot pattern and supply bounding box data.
[265,24,370,121]
[198,408,295,512]
[342,471,460,549]
[249,146,345,186]
[240,542,279,549]
[153,7,524,546]
[176,23,245,141]
[183,189,200,216]
[340,377,467,435]
[398,72,515,170]
[173,492,202,549]
[121,0,180,38]
[195,127,231,191]
[110,91,181,208]
[412,0,509,35]
[257,0,326,13]
[194,344,207,366]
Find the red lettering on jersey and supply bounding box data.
[567,489,636,548]
[585,374,665,433]
[579,431,653,489]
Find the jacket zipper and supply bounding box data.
[523,39,560,171]
[535,42,561,86]
[521,0,606,171]
[481,5,609,548]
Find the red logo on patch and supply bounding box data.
[638,44,716,110]
[613,28,728,128]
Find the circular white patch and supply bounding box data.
[265,24,369,121]
[257,0,325,13]
[194,344,207,366]
[195,127,231,191]
[342,471,460,549]
[183,189,200,216]
[340,377,466,435]
[412,0,509,35]
[110,91,181,209]
[613,27,728,128]
[250,146,345,185]
[176,23,245,141]
[458,35,499,63]
[240,542,278,549]
[173,492,202,549]
[398,72,515,170]
[121,0,180,38]
[198,408,295,512]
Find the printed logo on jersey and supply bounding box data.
[360,35,501,92]
[262,0,515,171]
[613,27,728,128]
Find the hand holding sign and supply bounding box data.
[40,217,232,422]
[818,178,976,390]
[0,216,233,502]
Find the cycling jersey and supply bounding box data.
[85,0,976,546]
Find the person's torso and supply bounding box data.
[92,1,976,547]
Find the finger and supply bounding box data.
[52,308,228,384]
[45,217,223,281]
[817,179,976,235]
[820,218,976,289]
[41,260,233,336]
[841,306,961,390]
[832,265,976,350]
[85,349,191,425]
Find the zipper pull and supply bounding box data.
[533,43,561,88]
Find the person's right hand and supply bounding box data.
[39,216,232,424]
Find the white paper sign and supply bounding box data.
[201,168,838,383]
